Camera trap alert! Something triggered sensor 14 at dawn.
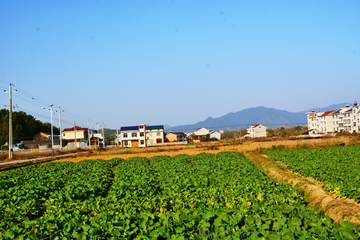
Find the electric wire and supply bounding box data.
[13,84,53,106]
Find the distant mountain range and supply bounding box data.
[165,103,352,133]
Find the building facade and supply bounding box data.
[62,126,89,141]
[119,124,146,147]
[194,127,210,139]
[209,130,221,140]
[246,124,267,138]
[146,125,164,144]
[166,132,187,142]
[307,102,360,135]
[119,124,165,147]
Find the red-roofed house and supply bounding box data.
[307,101,360,135]
[246,124,267,138]
[62,126,89,141]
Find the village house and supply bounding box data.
[246,124,267,138]
[194,127,210,139]
[21,140,60,150]
[166,132,187,142]
[62,126,89,141]
[209,130,221,140]
[307,102,360,135]
[118,124,165,147]
[119,124,146,147]
[146,125,165,145]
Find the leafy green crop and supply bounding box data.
[264,145,360,202]
[0,152,358,239]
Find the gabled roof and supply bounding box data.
[120,126,138,131]
[168,132,186,136]
[63,126,88,132]
[195,127,209,131]
[146,125,164,130]
[321,111,335,116]
[210,130,220,134]
[247,124,267,129]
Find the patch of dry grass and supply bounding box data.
[52,136,354,163]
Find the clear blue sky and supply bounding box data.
[0,0,359,129]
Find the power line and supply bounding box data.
[13,84,52,106]
[17,107,52,121]
[13,94,42,107]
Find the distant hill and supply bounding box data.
[166,103,354,133]
[0,109,60,145]
[166,106,307,132]
[298,103,351,114]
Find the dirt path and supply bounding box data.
[53,137,351,163]
[245,151,360,225]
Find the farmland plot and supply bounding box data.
[0,152,358,239]
[264,145,360,202]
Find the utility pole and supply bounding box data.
[240,124,242,140]
[4,84,17,159]
[74,120,77,149]
[87,119,91,149]
[50,104,54,157]
[95,122,99,148]
[102,123,105,148]
[116,129,119,146]
[59,107,62,150]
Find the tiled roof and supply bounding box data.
[63,126,88,132]
[168,132,186,136]
[248,124,260,128]
[120,126,138,131]
[146,125,164,130]
[321,111,335,116]
[195,127,209,131]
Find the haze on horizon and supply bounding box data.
[0,0,359,129]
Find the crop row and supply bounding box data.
[0,152,359,239]
[264,145,360,202]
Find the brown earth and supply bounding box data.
[53,136,352,163]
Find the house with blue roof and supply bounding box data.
[119,124,146,147]
[146,125,164,145]
[119,124,165,147]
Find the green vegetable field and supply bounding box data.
[0,152,358,239]
[264,145,360,202]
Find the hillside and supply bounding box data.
[0,109,60,146]
[166,106,306,132]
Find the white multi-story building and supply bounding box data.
[119,124,146,147]
[146,125,164,145]
[118,124,165,147]
[245,124,267,138]
[307,102,360,135]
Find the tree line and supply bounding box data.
[0,109,60,146]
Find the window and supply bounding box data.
[156,132,161,136]
[123,141,128,146]
[140,140,144,145]
[140,132,144,137]
[123,133,128,138]
[139,125,144,129]
[132,132,137,137]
